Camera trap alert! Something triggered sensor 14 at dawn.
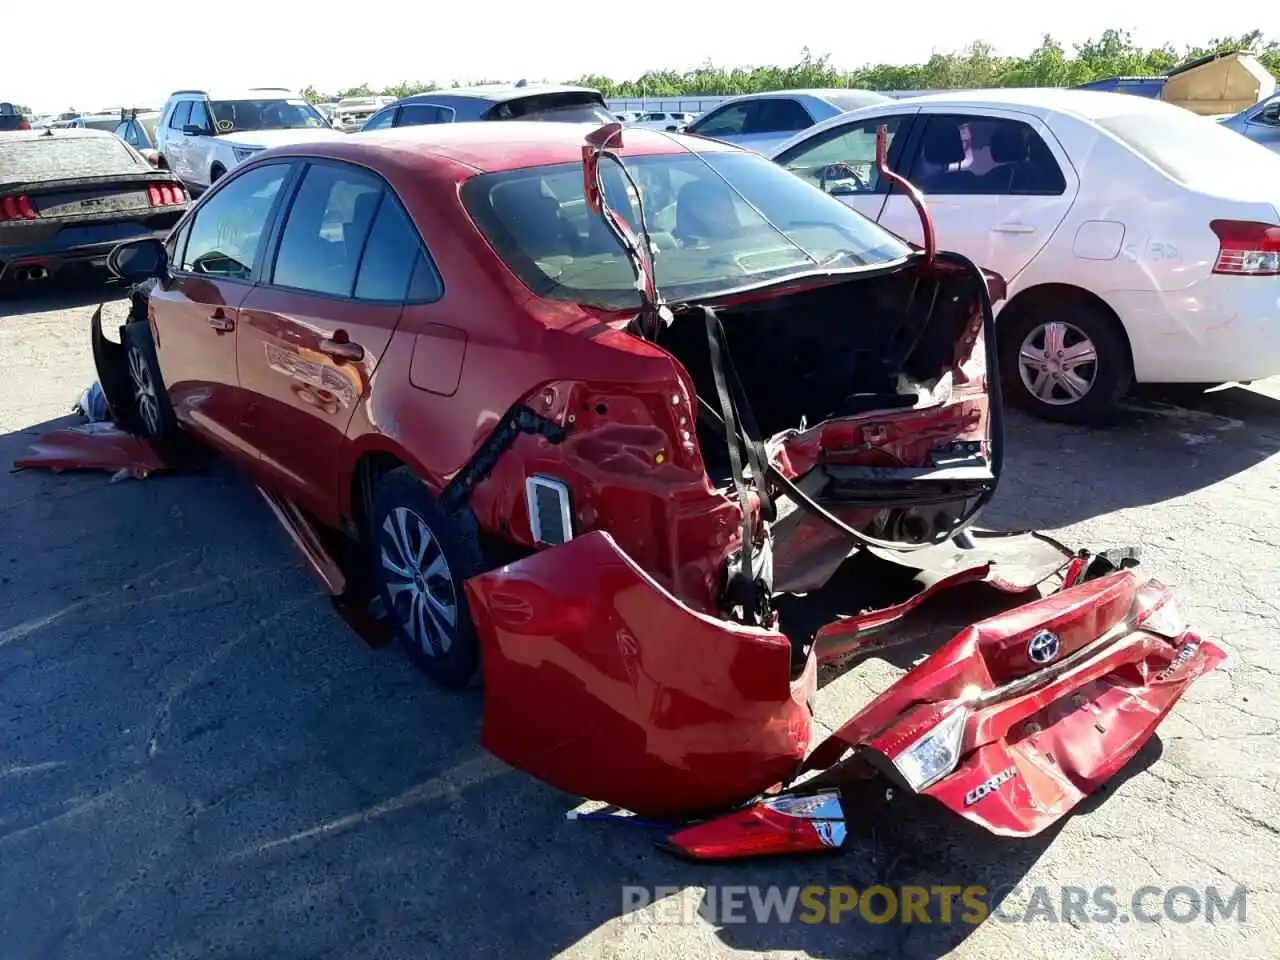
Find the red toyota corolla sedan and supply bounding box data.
[98,121,1222,858]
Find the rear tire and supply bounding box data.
[122,320,182,454]
[999,301,1132,424]
[367,468,487,690]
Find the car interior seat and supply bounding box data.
[917,124,978,193]
[982,124,1031,193]
[674,179,740,245]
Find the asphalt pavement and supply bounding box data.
[1,280,1278,960]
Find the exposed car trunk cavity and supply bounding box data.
[658,263,983,479]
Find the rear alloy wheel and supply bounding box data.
[1000,302,1132,424]
[368,468,486,689]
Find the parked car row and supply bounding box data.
[7,79,1279,424]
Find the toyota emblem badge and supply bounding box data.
[1027,629,1061,664]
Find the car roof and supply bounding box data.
[396,84,601,106]
[714,88,884,106]
[172,88,299,101]
[0,128,118,143]
[884,87,1183,120]
[282,120,739,174]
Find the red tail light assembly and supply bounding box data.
[147,183,187,207]
[1210,219,1280,276]
[0,195,38,221]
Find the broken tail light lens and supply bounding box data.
[659,792,847,861]
[147,184,187,207]
[889,705,968,792]
[0,195,38,221]
[1210,220,1280,276]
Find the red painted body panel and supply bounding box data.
[465,530,815,821]
[12,422,172,479]
[148,275,253,460]
[235,286,401,526]
[804,572,1225,836]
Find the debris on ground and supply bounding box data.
[11,420,172,481]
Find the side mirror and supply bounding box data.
[182,124,206,136]
[107,237,168,282]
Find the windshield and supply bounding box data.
[1096,109,1280,188]
[1,135,144,184]
[486,92,614,124]
[208,99,329,133]
[463,150,910,309]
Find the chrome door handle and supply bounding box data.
[992,223,1036,234]
[207,311,234,332]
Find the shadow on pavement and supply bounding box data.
[986,383,1280,532]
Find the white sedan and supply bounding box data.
[770,89,1280,422]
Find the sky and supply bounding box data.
[3,3,1271,113]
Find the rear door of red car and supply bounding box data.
[150,161,294,462]
[234,159,434,526]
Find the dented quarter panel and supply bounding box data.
[464,530,816,821]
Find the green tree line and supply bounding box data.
[302,29,1278,103]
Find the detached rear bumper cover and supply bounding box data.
[464,531,1223,841]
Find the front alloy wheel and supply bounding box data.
[128,342,162,437]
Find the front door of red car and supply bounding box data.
[235,160,426,526]
[150,162,293,462]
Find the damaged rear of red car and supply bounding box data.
[76,120,1222,861]
[462,123,1224,858]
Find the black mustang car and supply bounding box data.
[0,127,188,287]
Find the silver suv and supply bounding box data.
[154,88,343,191]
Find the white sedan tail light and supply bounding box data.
[1210,219,1280,276]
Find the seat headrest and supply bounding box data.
[990,125,1029,163]
[674,179,738,240]
[923,124,966,166]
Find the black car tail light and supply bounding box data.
[147,183,187,207]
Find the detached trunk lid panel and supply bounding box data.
[464,530,815,821]
[807,571,1225,836]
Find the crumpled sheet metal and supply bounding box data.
[11,421,172,481]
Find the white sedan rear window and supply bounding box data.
[1096,110,1280,188]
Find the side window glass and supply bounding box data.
[396,104,441,126]
[363,108,394,131]
[748,99,812,134]
[1258,101,1280,125]
[909,115,1066,196]
[168,101,191,130]
[272,163,383,297]
[181,164,288,278]
[188,101,212,133]
[692,104,750,137]
[354,194,434,301]
[407,252,444,302]
[781,116,904,195]
[166,221,191,266]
